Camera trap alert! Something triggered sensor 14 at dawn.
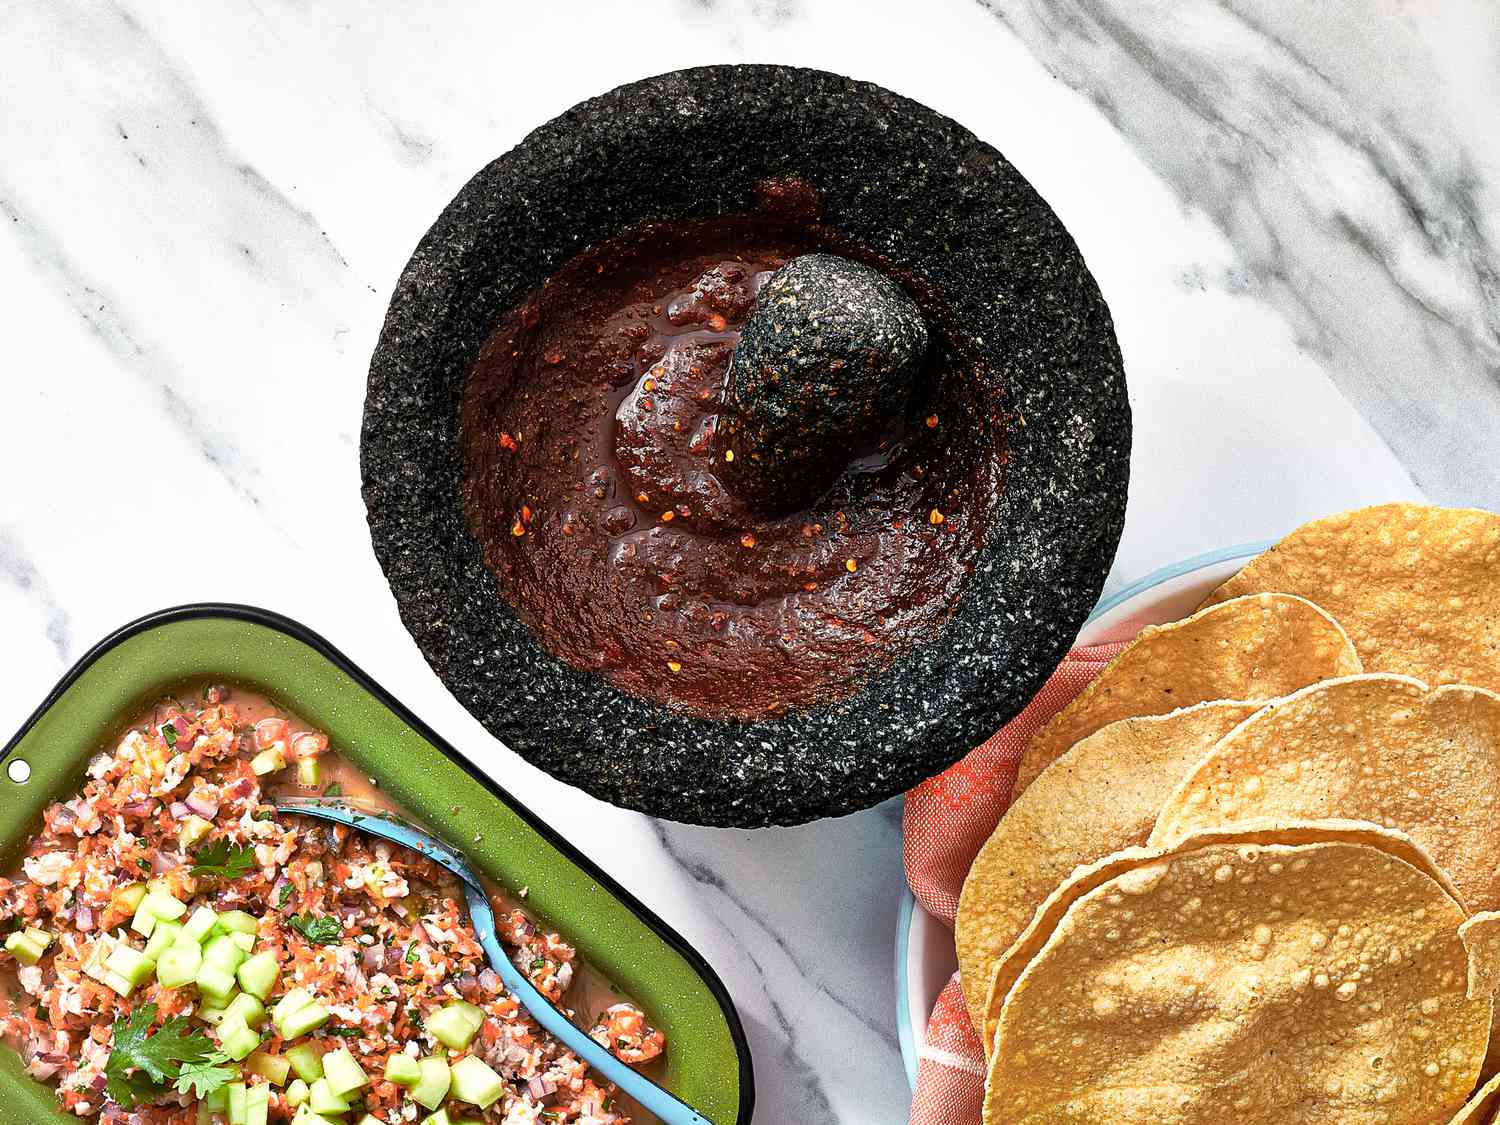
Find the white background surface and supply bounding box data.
[3,2,1492,1121]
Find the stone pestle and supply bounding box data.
[715,253,929,515]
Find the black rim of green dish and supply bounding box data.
[0,602,754,1125]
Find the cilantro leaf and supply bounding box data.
[104,1004,217,1109]
[288,913,342,945]
[173,1053,236,1099]
[190,838,256,880]
[162,723,178,749]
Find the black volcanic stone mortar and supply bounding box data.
[361,65,1130,827]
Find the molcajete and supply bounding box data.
[361,65,1130,827]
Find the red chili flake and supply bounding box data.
[707,313,728,332]
[510,520,526,537]
[660,511,675,522]
[643,378,657,393]
[667,660,682,673]
[926,414,940,429]
[498,432,519,451]
[544,350,563,365]
[636,492,650,504]
[640,397,655,412]
[521,505,533,523]
[803,581,818,591]
[561,523,574,536]
[845,558,858,573]
[929,509,945,525]
[740,534,757,549]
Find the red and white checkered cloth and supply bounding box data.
[902,641,1127,1124]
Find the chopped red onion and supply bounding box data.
[75,905,94,931]
[184,792,219,819]
[528,1076,547,1100]
[169,801,191,820]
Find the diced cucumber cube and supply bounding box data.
[156,940,203,988]
[285,1077,309,1107]
[383,1052,422,1086]
[228,931,256,954]
[218,1015,262,1061]
[448,1055,504,1109]
[145,890,188,922]
[244,1083,270,1125]
[246,1050,290,1086]
[426,1002,482,1050]
[272,988,314,1025]
[198,996,230,1026]
[224,991,267,1030]
[130,897,158,938]
[183,906,219,943]
[203,1083,230,1111]
[22,927,54,952]
[358,1116,386,1125]
[285,1041,324,1083]
[195,961,239,1002]
[226,1082,247,1125]
[216,910,260,935]
[103,969,137,997]
[411,1056,450,1110]
[296,757,322,789]
[116,883,147,913]
[307,1077,350,1114]
[105,944,155,986]
[279,1001,330,1040]
[250,748,286,776]
[4,932,45,965]
[321,1046,368,1097]
[143,919,183,962]
[204,934,248,971]
[421,1111,452,1125]
[179,815,215,850]
[236,950,279,1000]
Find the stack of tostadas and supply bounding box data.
[956,503,1500,1124]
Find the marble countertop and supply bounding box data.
[2,2,1495,1121]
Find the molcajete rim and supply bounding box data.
[361,64,1130,827]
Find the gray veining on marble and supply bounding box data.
[978,0,1500,506]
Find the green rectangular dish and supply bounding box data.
[0,604,753,1125]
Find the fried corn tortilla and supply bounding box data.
[980,819,1466,1056]
[1013,593,1361,795]
[1150,675,1500,915]
[983,824,1488,1124]
[1451,1072,1500,1124]
[1462,913,1500,1002]
[955,701,1262,1037]
[1204,503,1500,691]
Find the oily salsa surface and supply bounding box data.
[0,684,663,1124]
[460,215,1007,720]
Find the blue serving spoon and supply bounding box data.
[274,796,714,1125]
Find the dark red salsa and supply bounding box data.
[459,216,1006,720]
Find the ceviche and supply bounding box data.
[0,685,665,1125]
